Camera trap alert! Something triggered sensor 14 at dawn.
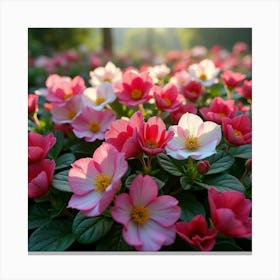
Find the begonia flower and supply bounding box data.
[181,80,203,101]
[28,132,56,163]
[170,102,197,124]
[236,80,252,100]
[208,188,252,238]
[105,111,144,159]
[28,94,38,115]
[71,107,116,142]
[68,143,128,217]
[166,112,221,160]
[222,115,252,146]
[111,175,181,251]
[28,159,55,198]
[200,97,237,124]
[176,215,217,251]
[220,70,246,90]
[115,70,153,106]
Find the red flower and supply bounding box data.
[176,215,217,251]
[170,102,197,124]
[28,159,55,198]
[181,80,202,101]
[208,188,252,238]
[197,160,211,174]
[221,70,246,90]
[200,97,237,124]
[28,132,56,163]
[236,80,252,100]
[222,115,252,146]
[28,94,38,115]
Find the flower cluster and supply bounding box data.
[28,43,252,252]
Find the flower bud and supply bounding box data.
[245,158,252,170]
[28,94,38,115]
[197,160,211,174]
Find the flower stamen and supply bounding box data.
[185,135,199,151]
[131,89,143,100]
[89,121,100,132]
[131,206,150,224]
[94,174,111,192]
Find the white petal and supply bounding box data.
[178,113,203,136]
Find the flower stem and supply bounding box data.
[138,103,145,116]
[240,169,249,184]
[33,113,41,128]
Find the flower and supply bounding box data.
[148,64,170,83]
[28,159,55,198]
[68,143,128,217]
[111,175,181,251]
[220,70,246,90]
[233,42,248,54]
[82,82,116,111]
[115,70,153,106]
[208,188,252,238]
[28,132,56,163]
[200,97,237,124]
[89,61,122,86]
[170,102,197,123]
[236,80,252,100]
[28,94,38,115]
[166,112,221,160]
[181,80,203,101]
[45,74,85,105]
[169,70,191,92]
[176,215,217,251]
[188,59,220,87]
[197,160,211,174]
[153,83,181,112]
[222,115,252,146]
[105,111,144,159]
[138,116,174,156]
[71,107,115,142]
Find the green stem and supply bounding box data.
[240,169,249,184]
[33,113,41,128]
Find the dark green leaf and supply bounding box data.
[28,203,51,229]
[48,130,64,160]
[178,193,205,222]
[52,170,72,192]
[70,141,99,157]
[229,144,252,159]
[206,151,234,175]
[213,241,242,251]
[195,174,245,193]
[28,219,75,251]
[180,177,191,190]
[72,212,114,244]
[55,153,75,170]
[156,153,183,176]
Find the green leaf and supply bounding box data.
[206,151,234,175]
[28,219,75,251]
[180,177,191,190]
[229,144,252,159]
[96,225,133,251]
[195,174,245,193]
[70,141,100,157]
[72,212,114,244]
[48,130,64,160]
[55,153,76,170]
[178,193,205,222]
[52,170,72,192]
[156,153,183,176]
[213,241,242,251]
[28,203,51,229]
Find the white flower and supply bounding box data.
[89,61,122,86]
[165,113,221,160]
[188,59,220,87]
[148,64,171,83]
[82,82,116,111]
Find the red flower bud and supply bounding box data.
[197,160,211,174]
[245,158,252,170]
[28,94,38,115]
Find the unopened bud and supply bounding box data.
[245,158,252,170]
[28,94,38,115]
[197,160,211,174]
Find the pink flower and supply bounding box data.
[28,132,56,163]
[181,80,203,101]
[153,83,181,112]
[208,188,252,238]
[170,102,197,124]
[28,94,38,115]
[176,215,217,251]
[71,107,116,142]
[236,80,252,100]
[68,143,128,217]
[138,116,174,156]
[28,159,55,198]
[105,111,144,159]
[45,74,85,106]
[115,70,153,106]
[220,70,246,90]
[111,175,181,251]
[222,115,252,146]
[169,70,191,92]
[166,113,221,160]
[233,42,248,54]
[200,97,237,124]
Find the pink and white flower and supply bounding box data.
[71,107,116,142]
[165,113,221,160]
[111,175,181,251]
[148,64,170,84]
[68,143,128,217]
[170,70,192,92]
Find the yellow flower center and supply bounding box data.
[95,96,106,105]
[199,73,208,81]
[64,92,73,100]
[234,129,243,137]
[67,111,76,120]
[131,89,143,100]
[163,97,171,106]
[88,121,100,132]
[103,77,112,82]
[218,112,226,118]
[185,135,200,151]
[94,174,111,192]
[145,139,158,149]
[131,206,150,224]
